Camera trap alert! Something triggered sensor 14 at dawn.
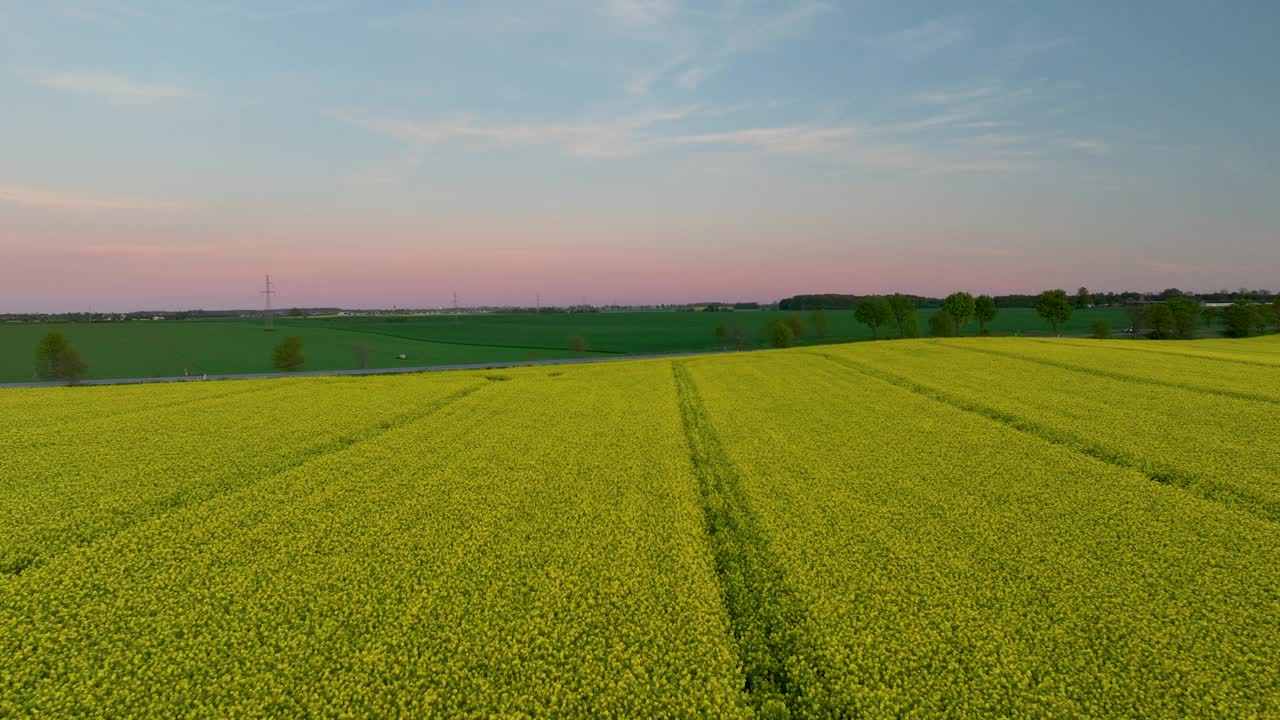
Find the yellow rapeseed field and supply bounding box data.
[2,337,1278,717]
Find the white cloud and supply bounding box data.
[914,87,998,106]
[876,17,971,59]
[665,126,854,153]
[336,108,697,158]
[0,184,187,211]
[1065,138,1108,156]
[23,69,193,103]
[617,0,832,94]
[49,1,151,25]
[599,0,679,30]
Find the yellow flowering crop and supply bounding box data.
[2,337,1278,717]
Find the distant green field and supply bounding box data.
[289,307,1133,355]
[0,307,1131,382]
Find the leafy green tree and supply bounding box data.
[1166,296,1201,339]
[34,331,89,384]
[272,336,307,371]
[974,294,997,335]
[567,335,589,357]
[1035,289,1073,335]
[783,314,806,342]
[1074,286,1093,308]
[854,297,892,339]
[942,292,976,334]
[714,322,751,350]
[1090,318,1112,339]
[810,308,831,339]
[886,294,918,338]
[1146,304,1175,339]
[1127,304,1147,336]
[928,311,956,337]
[1221,299,1267,338]
[767,318,795,348]
[287,307,304,318]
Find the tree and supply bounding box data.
[886,294,918,338]
[810,309,831,339]
[1090,318,1112,339]
[928,311,955,337]
[974,294,997,335]
[1127,304,1147,336]
[1074,287,1093,309]
[942,292,976,335]
[34,331,88,384]
[854,297,892,339]
[1221,299,1266,338]
[715,321,751,350]
[353,339,369,369]
[1166,296,1201,339]
[272,336,306,371]
[767,318,795,348]
[567,335,589,357]
[1035,289,1073,335]
[1146,304,1175,339]
[783,314,806,342]
[287,307,304,318]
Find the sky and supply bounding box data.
[1,0,1277,311]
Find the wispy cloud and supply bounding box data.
[914,87,998,106]
[1008,25,1073,60]
[336,108,697,158]
[680,0,832,88]
[875,16,971,59]
[598,0,679,30]
[620,1,832,94]
[1065,138,1108,156]
[338,105,1025,177]
[22,69,193,103]
[49,1,151,25]
[0,184,188,211]
[665,126,854,153]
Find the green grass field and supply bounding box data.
[0,307,1132,382]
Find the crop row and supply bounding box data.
[0,362,749,717]
[684,350,1280,717]
[944,338,1280,405]
[825,340,1280,523]
[0,374,484,576]
[1052,335,1280,366]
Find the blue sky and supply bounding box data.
[1,1,1277,311]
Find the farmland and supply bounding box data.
[3,336,1279,716]
[0,306,1131,382]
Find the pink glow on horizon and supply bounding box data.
[4,217,1269,314]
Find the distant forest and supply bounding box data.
[4,288,1277,323]
[777,288,1277,310]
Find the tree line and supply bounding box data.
[721,290,1280,350]
[777,287,1276,311]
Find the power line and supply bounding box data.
[261,274,276,331]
